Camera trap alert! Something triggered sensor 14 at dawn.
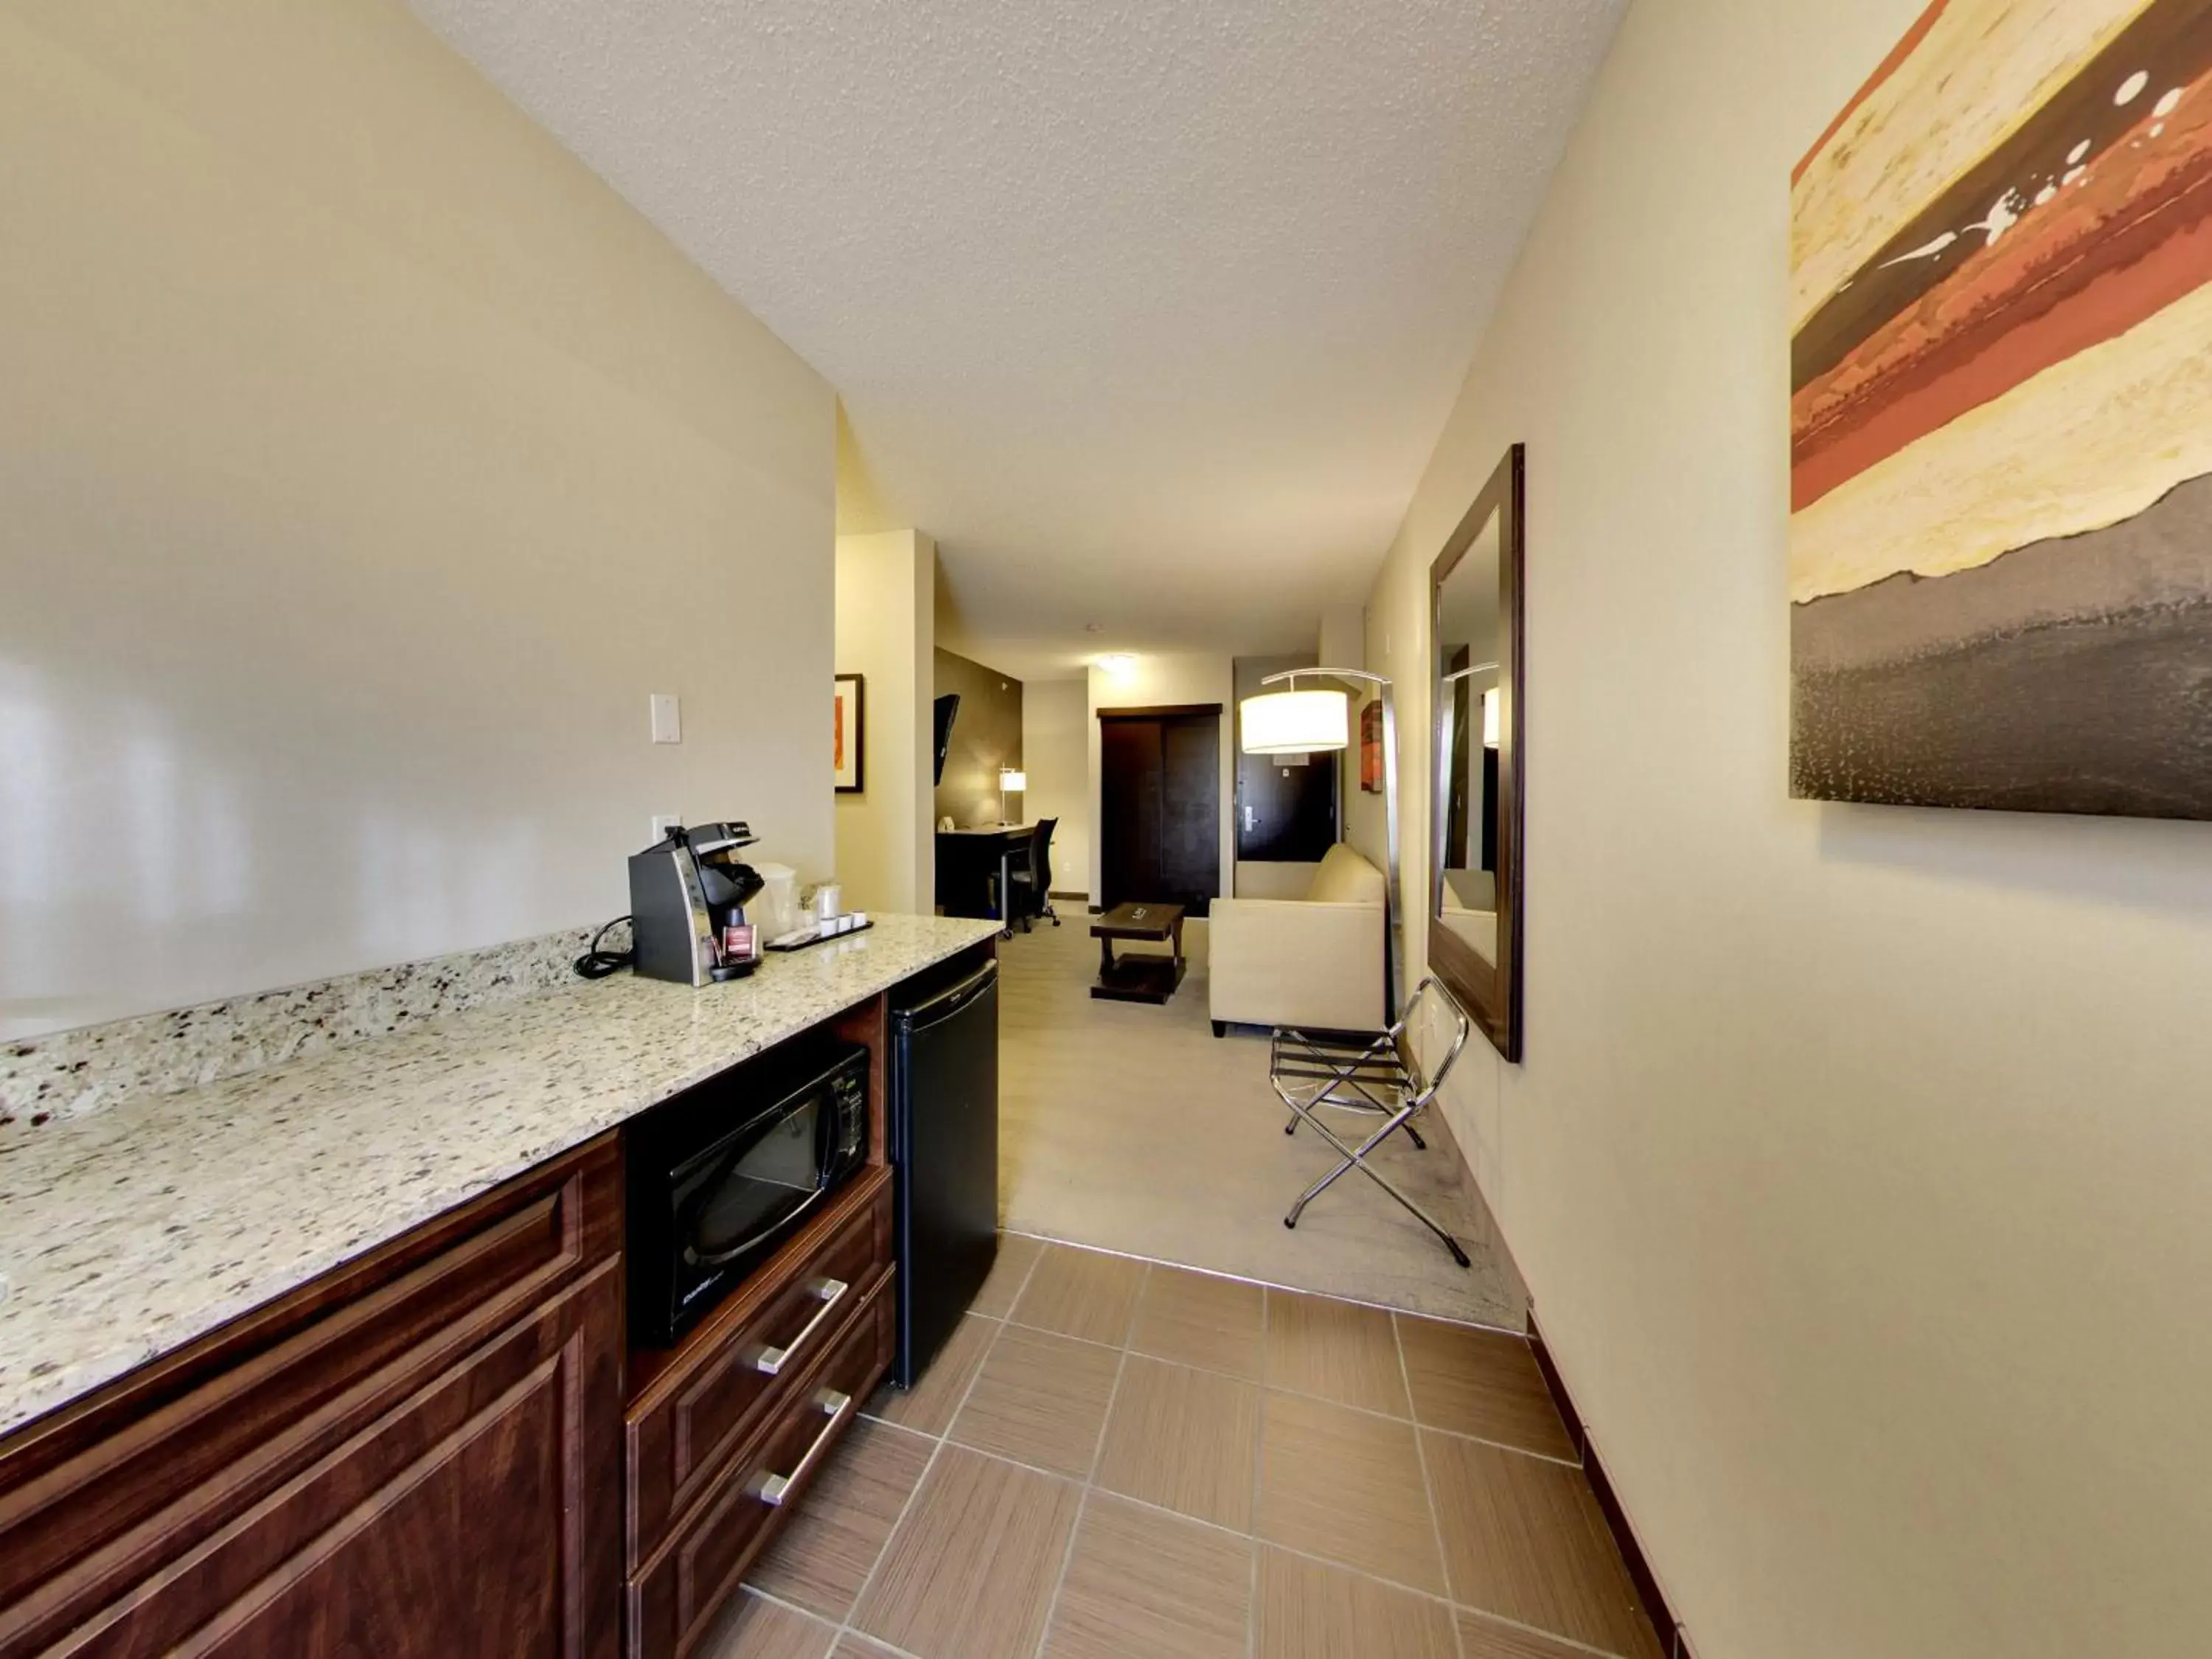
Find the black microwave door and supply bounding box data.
[676,1098,824,1273]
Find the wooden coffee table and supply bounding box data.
[1091,902,1187,1004]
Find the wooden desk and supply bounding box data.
[935,824,1034,923]
[1091,902,1186,1003]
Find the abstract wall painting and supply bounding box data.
[1791,0,2212,817]
[833,673,865,793]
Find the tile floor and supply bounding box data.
[705,1237,1666,1659]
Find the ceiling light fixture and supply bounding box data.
[1096,653,1137,678]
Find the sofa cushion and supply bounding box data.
[1304,843,1385,905]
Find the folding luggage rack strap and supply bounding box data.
[1268,1029,1416,1135]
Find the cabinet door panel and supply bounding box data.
[0,1139,619,1644]
[38,1264,621,1659]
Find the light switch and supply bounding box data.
[650,814,681,844]
[650,694,681,744]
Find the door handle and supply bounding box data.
[1242,804,1256,832]
[754,1277,849,1377]
[758,1388,855,1506]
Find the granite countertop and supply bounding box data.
[0,913,1000,1441]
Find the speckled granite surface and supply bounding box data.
[0,914,998,1441]
[1,923,627,1130]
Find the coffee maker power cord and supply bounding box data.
[572,915,635,980]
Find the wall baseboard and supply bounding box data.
[1528,1311,1695,1659]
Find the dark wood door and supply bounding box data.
[1101,709,1220,915]
[1102,717,1164,905]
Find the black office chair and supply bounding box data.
[1006,818,1060,932]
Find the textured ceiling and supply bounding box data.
[405,0,1625,679]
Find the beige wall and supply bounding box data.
[833,530,934,914]
[1020,678,1091,897]
[1086,653,1235,907]
[1364,1,2212,1654]
[0,0,835,1039]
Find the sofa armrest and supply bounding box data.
[1208,899,1386,1034]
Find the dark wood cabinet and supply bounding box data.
[627,1274,894,1659]
[625,1168,894,1567]
[0,1139,625,1659]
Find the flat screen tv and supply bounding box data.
[932,694,960,787]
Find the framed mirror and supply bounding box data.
[1430,443,1525,1061]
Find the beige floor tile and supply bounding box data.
[1424,1432,1666,1659]
[1458,1607,1619,1659]
[1254,1391,1444,1593]
[1129,1264,1266,1379]
[828,1638,901,1659]
[1009,1242,1147,1346]
[864,1311,998,1436]
[854,1445,1083,1659]
[970,1232,1048,1317]
[1253,1547,1455,1659]
[694,1590,836,1659]
[1040,1492,1252,1659]
[948,1323,1122,1477]
[1265,1290,1413,1416]
[1397,1315,1576,1460]
[746,1419,935,1618]
[1092,1355,1259,1528]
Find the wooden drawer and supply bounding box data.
[627,1272,896,1659]
[625,1166,893,1567]
[0,1136,622,1659]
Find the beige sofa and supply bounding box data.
[1208,844,1387,1035]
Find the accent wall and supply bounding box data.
[932,649,1023,829]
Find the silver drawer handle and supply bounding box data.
[755,1277,850,1377]
[758,1389,852,1507]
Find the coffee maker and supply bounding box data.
[628,822,766,986]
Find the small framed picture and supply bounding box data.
[1360,699,1383,793]
[833,674,866,793]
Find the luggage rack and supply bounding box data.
[1267,978,1473,1267]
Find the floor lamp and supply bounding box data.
[1239,669,1400,1020]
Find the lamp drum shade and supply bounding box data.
[998,768,1029,790]
[1242,688,1350,754]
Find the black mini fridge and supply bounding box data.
[889,956,1001,1388]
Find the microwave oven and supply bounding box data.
[626,1036,870,1346]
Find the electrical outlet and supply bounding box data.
[650,814,681,844]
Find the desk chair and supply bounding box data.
[1269,976,1472,1267]
[1005,818,1060,933]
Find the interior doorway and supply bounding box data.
[1099,706,1221,915]
[1233,654,1340,864]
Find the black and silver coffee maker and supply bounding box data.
[628,822,765,986]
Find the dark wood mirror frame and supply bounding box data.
[1429,443,1525,1062]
